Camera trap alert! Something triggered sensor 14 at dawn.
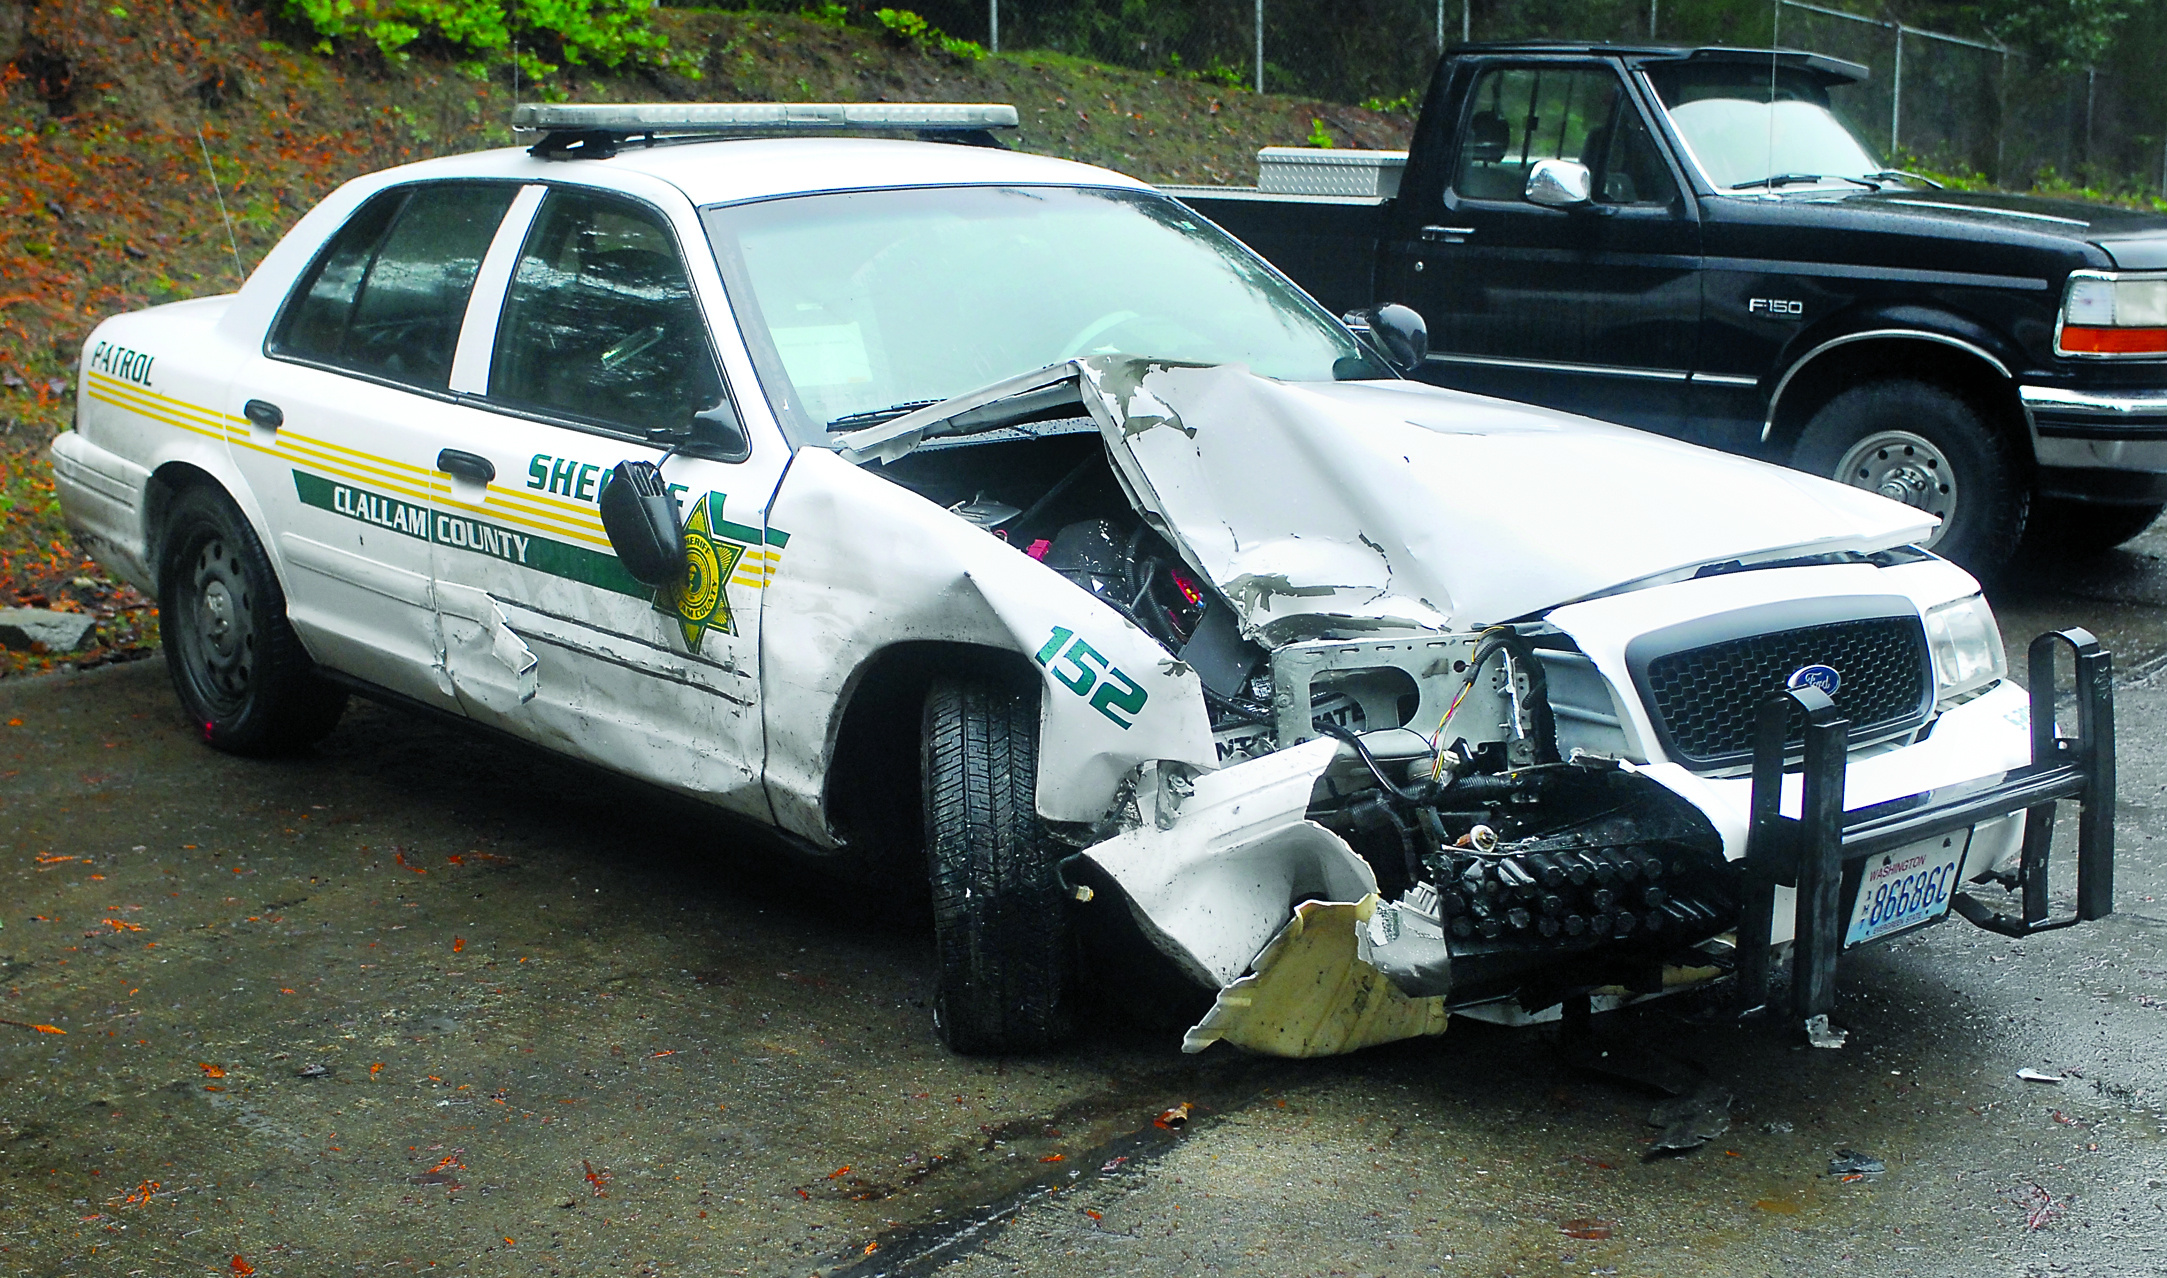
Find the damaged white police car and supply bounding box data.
[52,103,2116,1058]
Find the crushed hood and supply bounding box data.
[1078,360,1936,642]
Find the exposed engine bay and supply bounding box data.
[874,426,1742,1019]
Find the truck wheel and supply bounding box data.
[1792,379,2025,575]
[2025,498,2164,556]
[921,675,1073,1054]
[158,485,347,755]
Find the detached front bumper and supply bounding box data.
[1735,628,2116,1035]
[2022,384,2167,504]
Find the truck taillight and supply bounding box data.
[2058,273,2167,356]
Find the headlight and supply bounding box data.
[2058,271,2167,356]
[1922,594,2005,700]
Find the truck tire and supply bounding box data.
[158,485,347,755]
[921,675,1073,1054]
[1792,379,2026,576]
[2025,497,2164,556]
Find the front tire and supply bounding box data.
[921,676,1073,1054]
[1792,379,2026,576]
[158,485,347,754]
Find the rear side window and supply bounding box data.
[272,182,518,391]
[488,188,723,439]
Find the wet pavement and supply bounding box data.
[4,525,2167,1277]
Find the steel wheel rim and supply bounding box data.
[180,533,256,714]
[1831,430,1957,546]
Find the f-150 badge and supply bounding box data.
[1748,297,1804,317]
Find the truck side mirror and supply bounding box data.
[598,460,686,587]
[1344,303,1429,373]
[1525,158,1593,208]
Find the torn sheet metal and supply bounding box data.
[1074,358,1936,641]
[1182,895,1450,1057]
[1083,736,1373,986]
[435,581,540,715]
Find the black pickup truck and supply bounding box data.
[1164,42,2167,573]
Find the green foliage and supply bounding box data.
[1360,90,1418,116]
[278,0,670,74]
[804,1,850,27]
[873,8,985,62]
[1964,0,2131,70]
[1162,52,1246,89]
[1304,116,1332,148]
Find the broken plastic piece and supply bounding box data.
[1803,1013,1848,1049]
[1828,1148,1885,1176]
[2016,1067,2063,1083]
[1646,1086,1732,1154]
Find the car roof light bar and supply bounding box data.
[514,102,1020,159]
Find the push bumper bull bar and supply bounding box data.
[1735,628,2114,1035]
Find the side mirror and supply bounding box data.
[598,460,685,588]
[1344,303,1429,373]
[1525,157,1593,208]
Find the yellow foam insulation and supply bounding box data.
[1182,894,1449,1057]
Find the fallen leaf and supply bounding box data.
[827,1165,852,1179]
[198,1063,225,1078]
[1039,1153,1065,1163]
[452,937,466,953]
[369,1062,383,1076]
[1560,1218,1613,1240]
[231,1257,254,1275]
[1,1018,66,1035]
[1154,1103,1193,1129]
[503,1237,514,1246]
[862,1242,878,1256]
[1083,1208,1103,1222]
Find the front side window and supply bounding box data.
[489,189,724,439]
[1645,63,1884,191]
[1455,66,1626,202]
[701,185,1384,445]
[273,182,517,390]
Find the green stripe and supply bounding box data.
[293,469,649,599]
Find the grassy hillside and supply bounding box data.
[0,1,1411,677]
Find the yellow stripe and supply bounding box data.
[87,373,244,433]
[86,378,238,438]
[436,492,615,550]
[86,386,231,444]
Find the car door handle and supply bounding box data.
[1420,225,1475,243]
[436,449,496,485]
[243,399,283,430]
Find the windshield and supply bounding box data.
[1646,64,1885,191]
[701,184,1385,443]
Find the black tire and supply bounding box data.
[1791,379,2027,576]
[921,675,1072,1054]
[2024,497,2164,556]
[158,485,347,755]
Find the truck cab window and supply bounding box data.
[489,189,724,440]
[272,182,518,391]
[1584,98,1676,206]
[1453,66,1622,203]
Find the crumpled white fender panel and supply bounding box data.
[760,447,1217,845]
[1082,737,1376,987]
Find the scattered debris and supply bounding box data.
[2017,1068,2064,1083]
[297,1063,329,1078]
[1153,1103,1193,1130]
[2005,1181,2065,1230]
[1803,1014,1849,1049]
[0,1017,65,1034]
[1761,1120,1795,1134]
[1559,1218,1613,1240]
[1828,1149,1885,1176]
[582,1160,610,1197]
[0,606,95,653]
[1646,1086,1731,1155]
[198,1063,225,1078]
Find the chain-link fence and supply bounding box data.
[730,1,2165,196]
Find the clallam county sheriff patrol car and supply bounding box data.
[51,103,2119,1057]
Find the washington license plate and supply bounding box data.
[1845,830,1973,947]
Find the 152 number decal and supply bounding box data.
[1035,626,1148,729]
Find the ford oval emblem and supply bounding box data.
[1787,664,1842,696]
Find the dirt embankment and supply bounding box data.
[0,1,1410,677]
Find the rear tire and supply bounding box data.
[2025,497,2164,556]
[921,675,1073,1054]
[1792,379,2026,576]
[158,485,347,755]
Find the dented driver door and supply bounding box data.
[428,184,785,818]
